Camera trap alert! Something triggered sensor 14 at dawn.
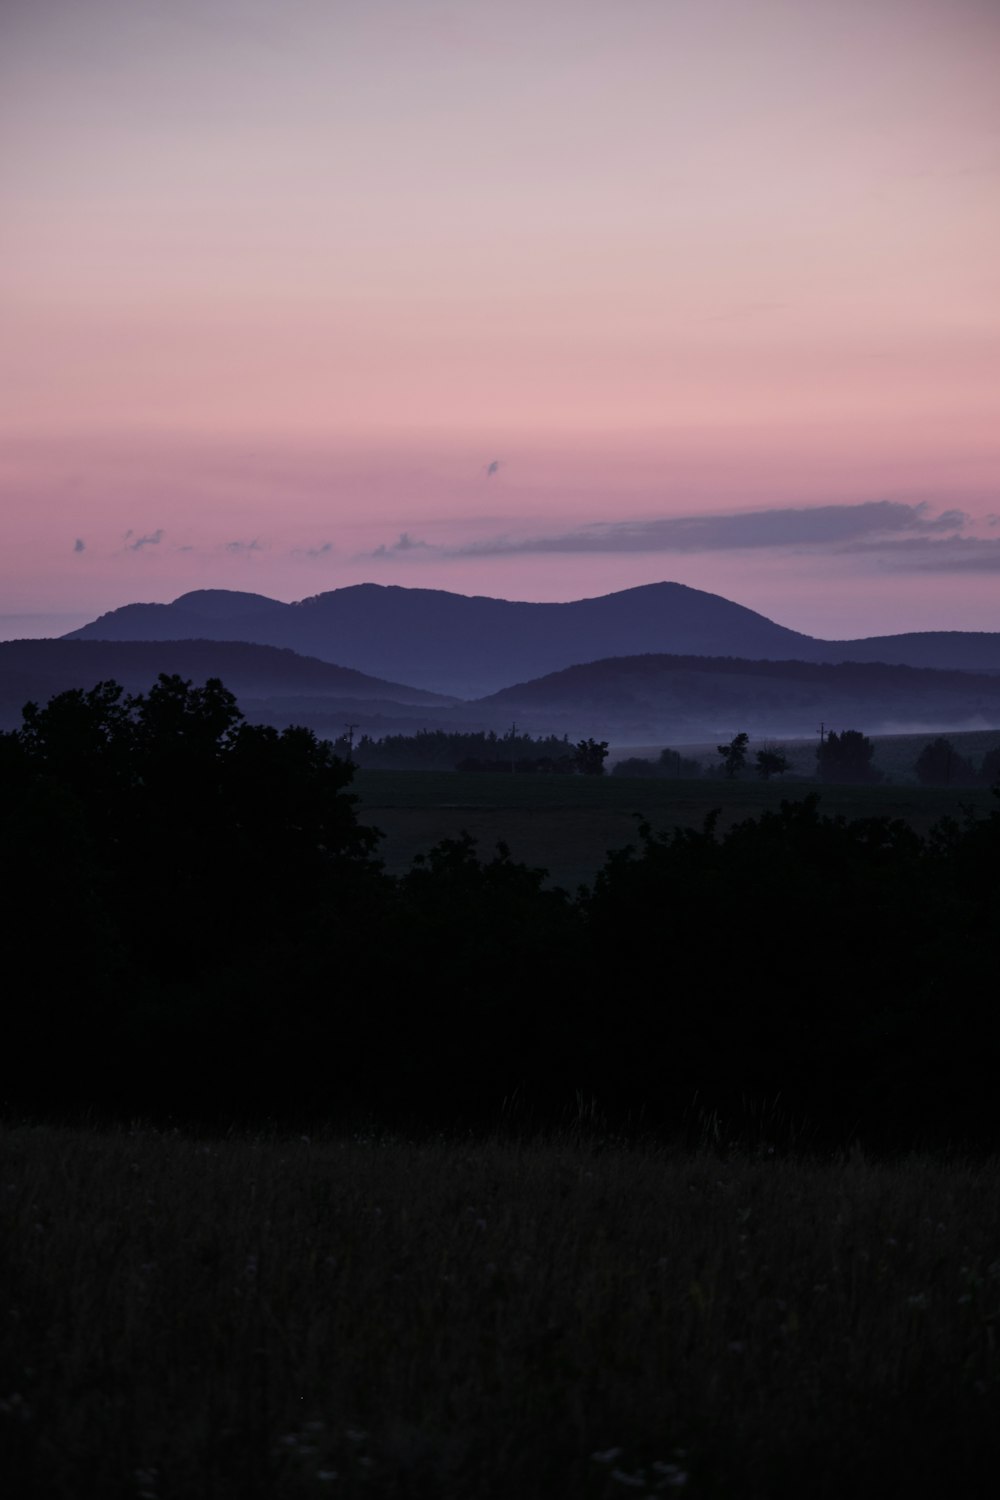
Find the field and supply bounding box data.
[353,754,999,887]
[3,1125,999,1499]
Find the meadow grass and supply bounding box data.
[3,1125,999,1498]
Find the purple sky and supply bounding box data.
[2,0,998,640]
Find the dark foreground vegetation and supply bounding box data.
[3,1125,1000,1500]
[2,674,999,1149]
[4,676,1000,1496]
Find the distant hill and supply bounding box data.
[65,582,1000,696]
[0,638,454,732]
[61,582,814,695]
[9,636,1000,745]
[811,632,1000,672]
[475,654,1000,742]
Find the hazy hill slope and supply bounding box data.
[64,582,816,694]
[815,632,1000,671]
[65,582,1000,695]
[10,636,1000,744]
[0,639,452,730]
[475,653,1000,741]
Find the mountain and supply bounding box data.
[474,654,1000,742]
[61,582,815,695]
[65,582,1000,696]
[811,633,1000,672]
[0,638,454,732]
[9,635,1000,745]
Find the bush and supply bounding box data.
[914,737,976,786]
[816,729,882,784]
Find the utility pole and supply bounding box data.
[510,721,517,773]
[344,723,358,762]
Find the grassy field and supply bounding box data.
[3,1125,999,1499]
[353,764,999,888]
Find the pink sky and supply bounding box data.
[2,0,998,640]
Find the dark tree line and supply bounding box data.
[913,736,1000,786]
[331,727,576,771]
[330,727,610,776]
[2,677,999,1149]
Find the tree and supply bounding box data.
[574,738,609,776]
[816,729,882,784]
[914,737,975,786]
[717,732,749,779]
[981,745,1000,786]
[2,674,380,968]
[658,747,702,778]
[755,746,790,780]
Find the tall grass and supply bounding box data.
[2,1125,998,1498]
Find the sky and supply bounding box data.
[2,0,998,640]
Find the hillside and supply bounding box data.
[475,653,1000,741]
[63,582,816,695]
[10,635,1000,744]
[813,631,1000,672]
[0,638,453,731]
[65,582,1000,696]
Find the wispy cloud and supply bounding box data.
[124,528,164,552]
[366,501,968,563]
[224,539,265,556]
[370,531,434,558]
[458,501,966,555]
[299,541,334,559]
[854,536,1000,573]
[73,537,85,554]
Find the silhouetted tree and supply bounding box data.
[914,737,975,786]
[6,671,1000,1148]
[574,738,609,775]
[755,746,790,780]
[816,729,882,784]
[717,732,749,778]
[981,745,1000,786]
[3,673,379,968]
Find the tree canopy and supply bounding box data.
[816,729,882,784]
[573,738,610,776]
[914,737,978,786]
[717,732,750,778]
[1,676,379,982]
[755,746,790,780]
[3,676,1000,1150]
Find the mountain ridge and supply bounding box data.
[66,580,1000,697]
